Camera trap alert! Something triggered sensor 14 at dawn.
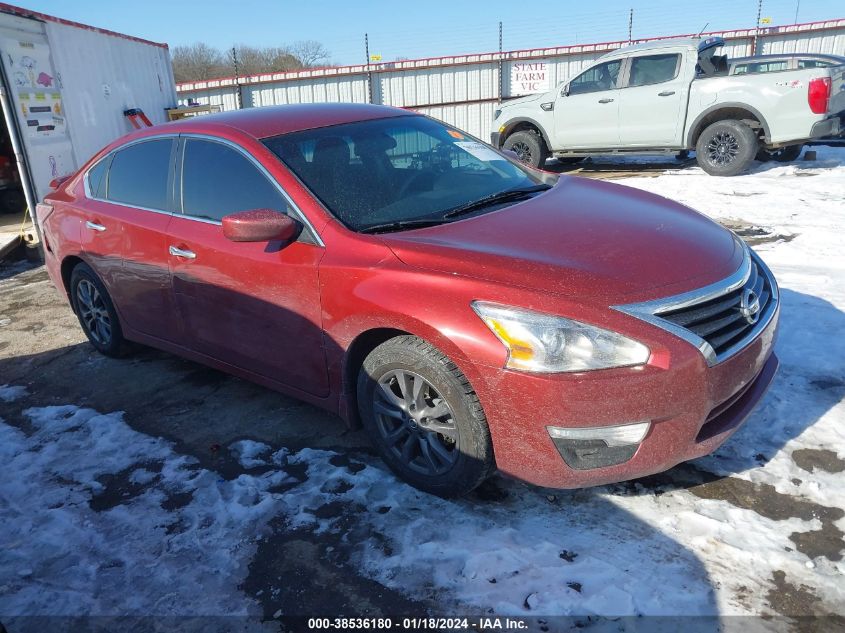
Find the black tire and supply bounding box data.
[502,130,549,169]
[69,262,128,357]
[357,335,495,497]
[756,144,803,163]
[695,119,759,176]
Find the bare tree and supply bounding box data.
[172,40,330,82]
[290,40,330,67]
[172,43,226,83]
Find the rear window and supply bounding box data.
[628,54,680,86]
[107,139,173,210]
[733,61,789,74]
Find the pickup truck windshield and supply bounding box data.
[262,116,545,233]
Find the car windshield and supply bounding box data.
[262,115,547,233]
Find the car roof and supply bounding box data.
[162,103,415,139]
[601,36,719,59]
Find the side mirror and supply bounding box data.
[222,209,300,243]
[561,85,570,97]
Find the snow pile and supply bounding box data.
[0,407,291,616]
[0,384,28,402]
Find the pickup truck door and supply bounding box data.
[553,59,623,148]
[618,52,689,146]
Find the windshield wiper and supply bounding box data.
[442,184,551,219]
[359,218,454,234]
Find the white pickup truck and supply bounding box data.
[492,37,845,176]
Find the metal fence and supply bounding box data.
[176,18,845,141]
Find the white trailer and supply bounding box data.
[0,3,177,254]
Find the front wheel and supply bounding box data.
[695,120,759,176]
[357,336,495,497]
[502,130,549,169]
[756,144,803,163]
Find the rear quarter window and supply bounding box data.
[86,158,109,199]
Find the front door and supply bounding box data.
[618,52,687,146]
[167,137,329,396]
[553,58,623,148]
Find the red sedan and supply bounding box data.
[36,104,780,497]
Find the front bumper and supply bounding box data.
[473,300,780,490]
[490,131,503,148]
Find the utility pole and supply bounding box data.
[498,21,503,103]
[365,33,373,104]
[752,0,763,55]
[231,46,242,110]
[794,0,800,23]
[628,9,634,43]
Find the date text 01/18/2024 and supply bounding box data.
[306,617,529,630]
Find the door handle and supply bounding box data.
[658,90,676,96]
[85,221,106,232]
[598,98,615,104]
[169,245,196,260]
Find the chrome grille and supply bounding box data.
[614,245,779,366]
[655,256,772,356]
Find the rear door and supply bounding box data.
[618,52,688,146]
[167,136,328,396]
[81,137,178,342]
[552,59,623,148]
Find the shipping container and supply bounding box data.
[0,2,176,253]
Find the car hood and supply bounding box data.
[382,177,744,304]
[499,92,549,110]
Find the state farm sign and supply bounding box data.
[510,62,550,96]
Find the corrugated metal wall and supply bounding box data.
[45,20,177,165]
[177,19,845,141]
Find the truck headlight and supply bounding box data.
[472,301,650,373]
[493,109,502,120]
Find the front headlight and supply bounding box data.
[493,109,502,120]
[472,301,650,373]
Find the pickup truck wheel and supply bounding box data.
[503,131,548,168]
[695,120,758,177]
[357,335,495,497]
[756,144,803,163]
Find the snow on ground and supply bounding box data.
[0,384,28,402]
[1,147,844,623]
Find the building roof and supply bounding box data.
[165,103,414,139]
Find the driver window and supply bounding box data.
[181,139,290,222]
[567,60,622,95]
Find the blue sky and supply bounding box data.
[20,0,844,65]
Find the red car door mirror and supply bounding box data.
[222,209,300,243]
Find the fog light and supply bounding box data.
[547,422,650,470]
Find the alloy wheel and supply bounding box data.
[510,141,533,164]
[706,132,739,166]
[373,369,459,476]
[76,279,112,345]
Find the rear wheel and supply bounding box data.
[503,130,549,169]
[357,335,494,497]
[695,120,758,176]
[756,144,803,163]
[69,263,128,357]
